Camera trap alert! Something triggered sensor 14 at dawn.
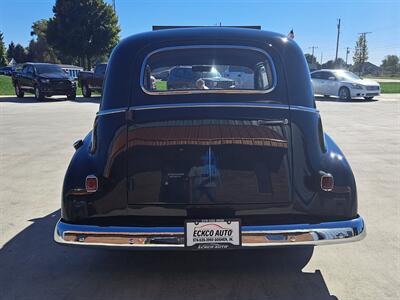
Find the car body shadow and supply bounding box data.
[315,95,378,103]
[0,96,100,104]
[0,211,338,300]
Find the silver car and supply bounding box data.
[311,69,380,100]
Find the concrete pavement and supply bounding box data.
[0,95,399,299]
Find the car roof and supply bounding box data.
[101,27,315,109]
[123,27,287,44]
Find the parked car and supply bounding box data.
[222,65,254,89]
[153,68,170,81]
[0,66,13,76]
[54,28,365,250]
[311,69,380,100]
[78,63,107,97]
[59,64,83,80]
[167,65,235,90]
[12,63,76,100]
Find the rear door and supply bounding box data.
[324,71,340,95]
[126,105,291,217]
[311,71,323,94]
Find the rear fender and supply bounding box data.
[291,111,357,219]
[61,131,96,220]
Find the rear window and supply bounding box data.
[141,46,275,94]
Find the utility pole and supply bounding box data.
[112,0,116,11]
[320,52,323,66]
[335,18,341,63]
[345,47,350,66]
[357,32,372,75]
[309,46,318,59]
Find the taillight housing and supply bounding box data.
[320,173,334,191]
[85,175,98,193]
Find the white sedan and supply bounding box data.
[311,69,380,100]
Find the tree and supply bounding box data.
[27,19,60,63]
[305,53,320,70]
[47,0,120,69]
[321,60,335,69]
[334,58,346,69]
[6,42,15,61]
[0,31,8,66]
[13,44,29,63]
[305,53,318,65]
[7,42,28,63]
[353,34,368,65]
[381,55,399,75]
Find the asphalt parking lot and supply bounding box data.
[0,94,399,300]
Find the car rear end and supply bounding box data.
[55,29,365,250]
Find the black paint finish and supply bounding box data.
[61,28,358,226]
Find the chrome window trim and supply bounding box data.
[96,107,128,116]
[140,45,278,96]
[130,102,288,111]
[95,104,318,116]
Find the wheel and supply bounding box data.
[67,93,76,101]
[364,96,374,100]
[15,84,24,98]
[338,87,351,101]
[34,86,44,101]
[82,84,91,98]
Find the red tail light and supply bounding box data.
[85,175,98,193]
[321,173,334,191]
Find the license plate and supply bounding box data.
[185,219,241,249]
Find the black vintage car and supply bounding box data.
[167,65,235,90]
[55,28,365,250]
[13,63,77,100]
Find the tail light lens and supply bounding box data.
[85,175,98,193]
[321,173,334,191]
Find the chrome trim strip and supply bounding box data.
[54,216,365,249]
[130,102,289,111]
[290,105,319,113]
[140,45,277,96]
[95,104,318,115]
[96,107,128,116]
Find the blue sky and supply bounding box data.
[0,0,399,65]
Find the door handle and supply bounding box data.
[258,119,289,126]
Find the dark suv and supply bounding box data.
[167,65,235,90]
[13,63,77,100]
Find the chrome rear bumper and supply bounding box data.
[54,216,365,249]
